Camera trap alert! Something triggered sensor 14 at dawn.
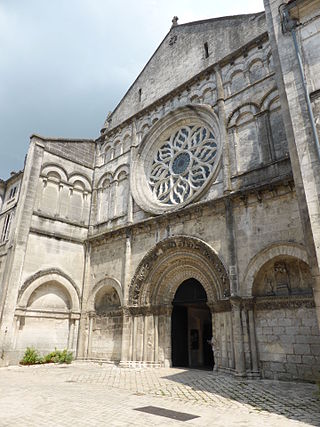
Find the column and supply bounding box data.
[67,318,75,351]
[86,312,95,358]
[120,230,132,363]
[154,314,159,364]
[143,314,148,362]
[210,307,219,371]
[77,243,92,359]
[163,306,172,367]
[132,315,137,362]
[246,301,259,374]
[120,308,132,365]
[230,297,246,376]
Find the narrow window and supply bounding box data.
[204,42,209,58]
[138,88,142,102]
[9,186,16,199]
[1,213,12,242]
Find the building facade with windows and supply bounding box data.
[0,0,320,381]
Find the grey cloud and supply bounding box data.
[0,0,263,179]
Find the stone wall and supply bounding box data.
[108,13,266,130]
[255,306,320,381]
[90,312,123,361]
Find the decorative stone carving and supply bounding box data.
[274,262,290,294]
[129,235,229,306]
[148,125,218,206]
[131,105,222,214]
[255,295,315,310]
[253,256,313,297]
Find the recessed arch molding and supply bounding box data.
[241,242,309,297]
[128,235,229,307]
[17,268,80,313]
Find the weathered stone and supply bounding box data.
[0,2,319,385]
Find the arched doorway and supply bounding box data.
[171,278,213,369]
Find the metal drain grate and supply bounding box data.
[134,406,199,421]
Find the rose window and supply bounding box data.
[148,126,218,205]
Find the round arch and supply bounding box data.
[88,277,123,311]
[18,271,80,312]
[129,235,229,307]
[241,242,309,297]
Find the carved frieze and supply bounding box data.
[255,295,315,310]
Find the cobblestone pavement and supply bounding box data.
[0,362,319,426]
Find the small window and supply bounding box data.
[138,88,142,102]
[1,213,12,242]
[9,186,17,199]
[204,42,209,59]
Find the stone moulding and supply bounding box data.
[19,268,80,303]
[254,294,315,310]
[16,270,81,317]
[129,235,229,306]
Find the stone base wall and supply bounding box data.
[255,307,320,381]
[91,313,122,361]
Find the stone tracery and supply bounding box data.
[131,105,222,214]
[148,126,218,205]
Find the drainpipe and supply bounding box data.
[280,3,320,161]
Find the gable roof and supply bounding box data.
[105,12,266,132]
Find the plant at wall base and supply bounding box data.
[20,348,73,365]
[55,349,73,364]
[20,347,43,365]
[43,349,60,364]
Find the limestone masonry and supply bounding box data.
[1,0,320,382]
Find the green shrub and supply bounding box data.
[56,349,73,364]
[20,347,73,365]
[20,347,43,365]
[43,349,59,363]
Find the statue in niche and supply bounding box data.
[265,275,276,295]
[253,257,313,297]
[274,262,291,295]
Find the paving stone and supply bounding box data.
[0,363,319,427]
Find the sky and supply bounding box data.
[0,0,264,180]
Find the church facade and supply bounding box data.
[1,0,320,381]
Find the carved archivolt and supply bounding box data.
[128,235,229,306]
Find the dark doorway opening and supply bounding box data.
[171,278,213,369]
